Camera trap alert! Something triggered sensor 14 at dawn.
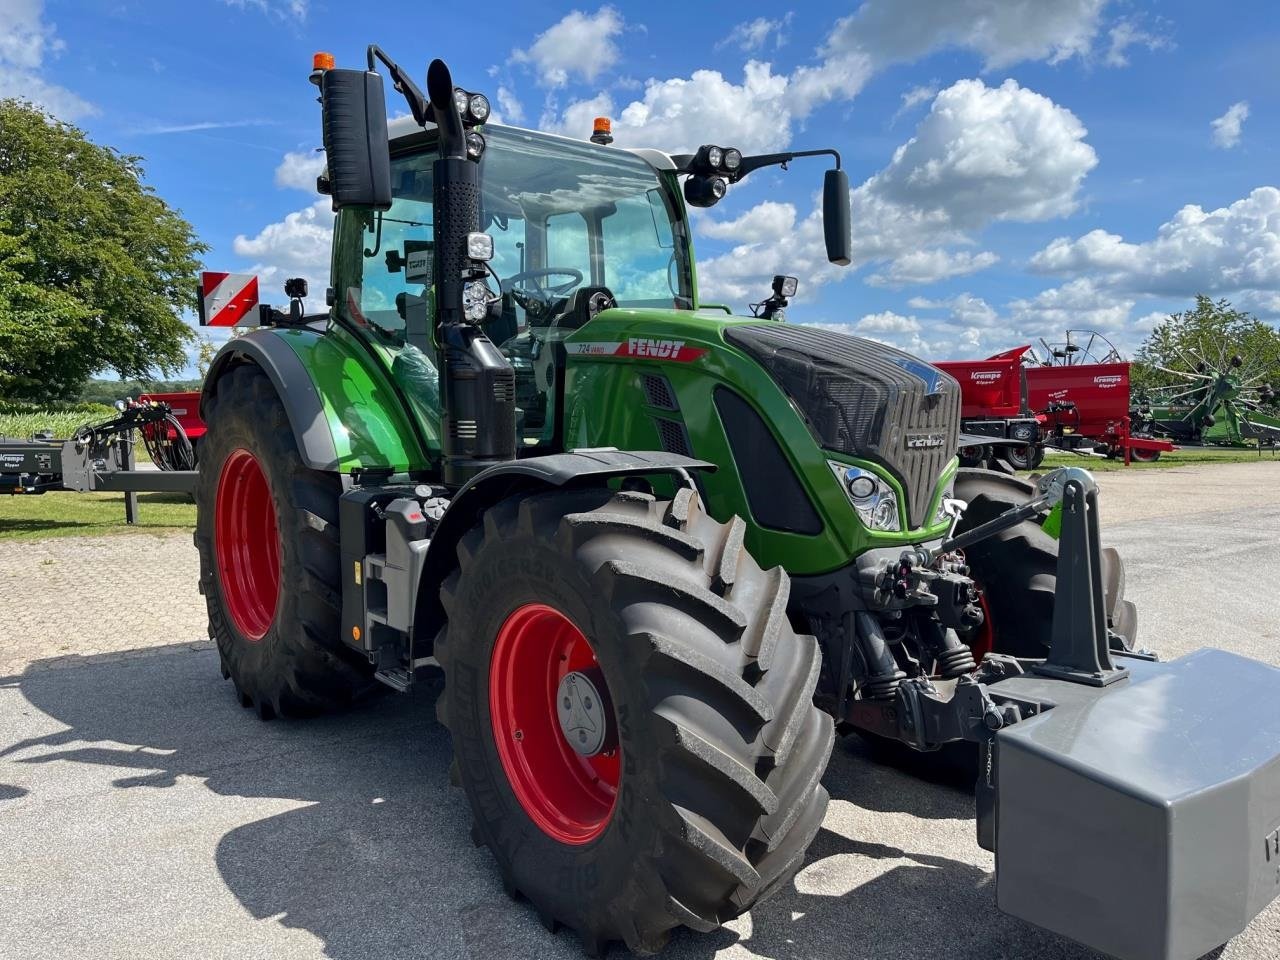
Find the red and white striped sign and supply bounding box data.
[198,272,260,327]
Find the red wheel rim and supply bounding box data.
[970,590,995,663]
[489,604,620,845]
[215,448,280,641]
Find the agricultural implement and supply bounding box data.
[937,332,1176,467]
[1134,347,1280,448]
[194,47,1280,959]
[0,399,197,521]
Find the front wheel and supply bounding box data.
[435,486,832,955]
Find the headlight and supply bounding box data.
[463,279,495,322]
[828,461,900,532]
[466,232,494,261]
[932,478,955,526]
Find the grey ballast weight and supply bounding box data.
[992,648,1280,960]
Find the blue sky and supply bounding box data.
[4,0,1279,377]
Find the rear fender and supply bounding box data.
[202,327,430,473]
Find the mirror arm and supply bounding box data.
[367,44,431,127]
[671,147,843,180]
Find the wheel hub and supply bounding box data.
[557,670,608,756]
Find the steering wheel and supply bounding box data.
[502,267,584,322]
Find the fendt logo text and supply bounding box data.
[628,338,686,359]
[905,432,947,449]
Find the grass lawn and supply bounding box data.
[0,491,196,542]
[1033,446,1277,472]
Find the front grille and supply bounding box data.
[724,324,960,528]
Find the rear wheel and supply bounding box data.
[955,468,1137,658]
[195,364,372,718]
[1129,446,1162,462]
[436,486,832,955]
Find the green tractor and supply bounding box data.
[196,48,1280,960]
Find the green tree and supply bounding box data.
[0,100,206,401]
[1134,295,1280,406]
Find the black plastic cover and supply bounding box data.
[724,323,960,528]
[321,69,392,211]
[714,387,823,535]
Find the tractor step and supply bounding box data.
[374,665,414,692]
[989,648,1280,960]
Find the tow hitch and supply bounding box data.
[847,467,1280,960]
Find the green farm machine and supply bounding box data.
[196,48,1280,959]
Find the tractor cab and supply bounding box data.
[334,123,696,448]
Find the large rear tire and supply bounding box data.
[195,364,372,718]
[436,486,832,955]
[955,468,1137,658]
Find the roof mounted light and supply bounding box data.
[684,175,727,208]
[591,116,614,145]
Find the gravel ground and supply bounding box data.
[1,461,1277,960]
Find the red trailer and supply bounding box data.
[936,343,1174,466]
[934,347,1041,468]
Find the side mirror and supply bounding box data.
[823,168,851,266]
[319,68,392,210]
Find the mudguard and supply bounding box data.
[202,327,430,474]
[414,449,715,642]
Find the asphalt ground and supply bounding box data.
[1,462,1278,960]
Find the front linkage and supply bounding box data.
[845,465,1280,960]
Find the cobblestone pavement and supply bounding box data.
[0,460,1276,960]
[0,531,206,677]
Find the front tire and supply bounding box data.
[436,486,832,955]
[955,469,1138,658]
[195,364,372,718]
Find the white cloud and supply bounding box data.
[869,79,1096,228]
[696,77,1095,304]
[222,0,308,20]
[698,201,796,242]
[513,7,624,88]
[908,292,1001,328]
[857,311,921,334]
[274,150,325,191]
[1211,101,1249,149]
[866,248,999,287]
[496,85,525,124]
[133,119,278,135]
[823,0,1109,71]
[718,15,793,53]
[552,61,799,155]
[0,0,93,119]
[1009,277,1134,332]
[891,83,938,125]
[232,200,334,309]
[1104,16,1173,67]
[1030,187,1280,298]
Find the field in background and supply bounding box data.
[0,401,117,439]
